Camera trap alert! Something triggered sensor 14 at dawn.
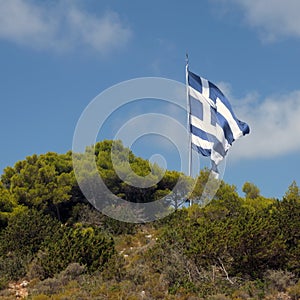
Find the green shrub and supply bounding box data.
[0,252,30,282]
[39,224,115,277]
[0,209,60,257]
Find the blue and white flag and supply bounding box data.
[187,67,250,175]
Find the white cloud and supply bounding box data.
[228,89,300,160]
[0,0,132,54]
[221,0,300,41]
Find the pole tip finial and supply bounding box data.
[185,53,189,66]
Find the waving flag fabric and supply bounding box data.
[187,68,250,175]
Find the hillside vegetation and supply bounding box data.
[0,140,299,299]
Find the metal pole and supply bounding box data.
[185,54,193,206]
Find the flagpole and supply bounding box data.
[186,53,193,206]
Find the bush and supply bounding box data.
[39,224,115,277]
[0,209,60,257]
[265,270,296,292]
[59,263,86,281]
[0,252,30,282]
[30,263,85,297]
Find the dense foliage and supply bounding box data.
[0,140,299,299]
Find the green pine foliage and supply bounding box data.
[0,139,299,299]
[38,224,115,278]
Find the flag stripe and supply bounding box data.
[191,130,213,151]
[216,98,243,140]
[191,140,211,157]
[190,125,227,157]
[190,115,230,151]
[215,110,235,145]
[190,125,212,148]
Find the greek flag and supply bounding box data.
[187,67,250,175]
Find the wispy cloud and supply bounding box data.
[219,0,300,41]
[149,38,176,75]
[224,87,300,160]
[0,0,132,54]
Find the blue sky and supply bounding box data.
[1,0,300,199]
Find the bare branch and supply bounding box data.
[217,257,234,285]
